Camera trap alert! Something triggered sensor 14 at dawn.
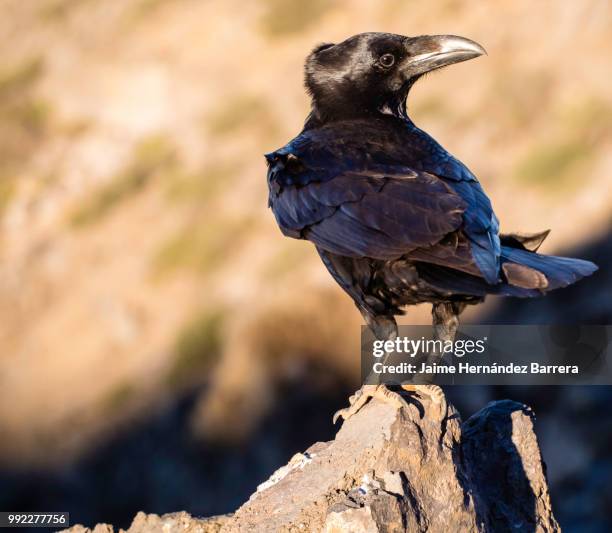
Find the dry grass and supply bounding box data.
[259,0,334,37]
[490,68,554,129]
[128,0,184,21]
[205,93,281,142]
[514,99,611,188]
[70,135,177,227]
[163,162,238,203]
[102,381,136,413]
[0,57,44,98]
[515,137,594,187]
[0,56,48,158]
[262,241,314,280]
[0,179,16,219]
[0,56,48,219]
[167,308,225,387]
[153,215,255,275]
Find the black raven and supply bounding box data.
[265,32,597,421]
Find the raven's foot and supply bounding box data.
[332,384,448,424]
[401,383,448,421]
[332,384,409,424]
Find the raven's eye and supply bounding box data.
[379,53,395,68]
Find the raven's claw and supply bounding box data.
[333,383,448,424]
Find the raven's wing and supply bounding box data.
[437,168,501,284]
[409,126,501,284]
[266,153,466,260]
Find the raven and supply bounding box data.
[265,32,597,421]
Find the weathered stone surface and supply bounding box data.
[64,511,232,533]
[64,397,560,532]
[462,400,560,532]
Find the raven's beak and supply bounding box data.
[403,35,486,78]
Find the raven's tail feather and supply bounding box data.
[500,246,598,292]
[417,246,597,298]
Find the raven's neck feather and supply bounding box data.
[304,98,411,130]
[304,84,414,130]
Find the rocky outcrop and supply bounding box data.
[65,511,232,533]
[64,396,560,532]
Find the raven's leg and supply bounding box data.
[432,301,465,350]
[401,301,467,419]
[332,303,468,424]
[333,331,441,424]
[333,305,415,423]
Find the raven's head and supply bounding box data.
[305,32,485,124]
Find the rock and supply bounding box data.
[63,511,232,533]
[66,525,114,533]
[462,400,560,532]
[63,397,560,532]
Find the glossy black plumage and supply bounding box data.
[266,32,597,339]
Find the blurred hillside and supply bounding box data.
[0,0,611,529]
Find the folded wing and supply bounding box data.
[267,153,466,260]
